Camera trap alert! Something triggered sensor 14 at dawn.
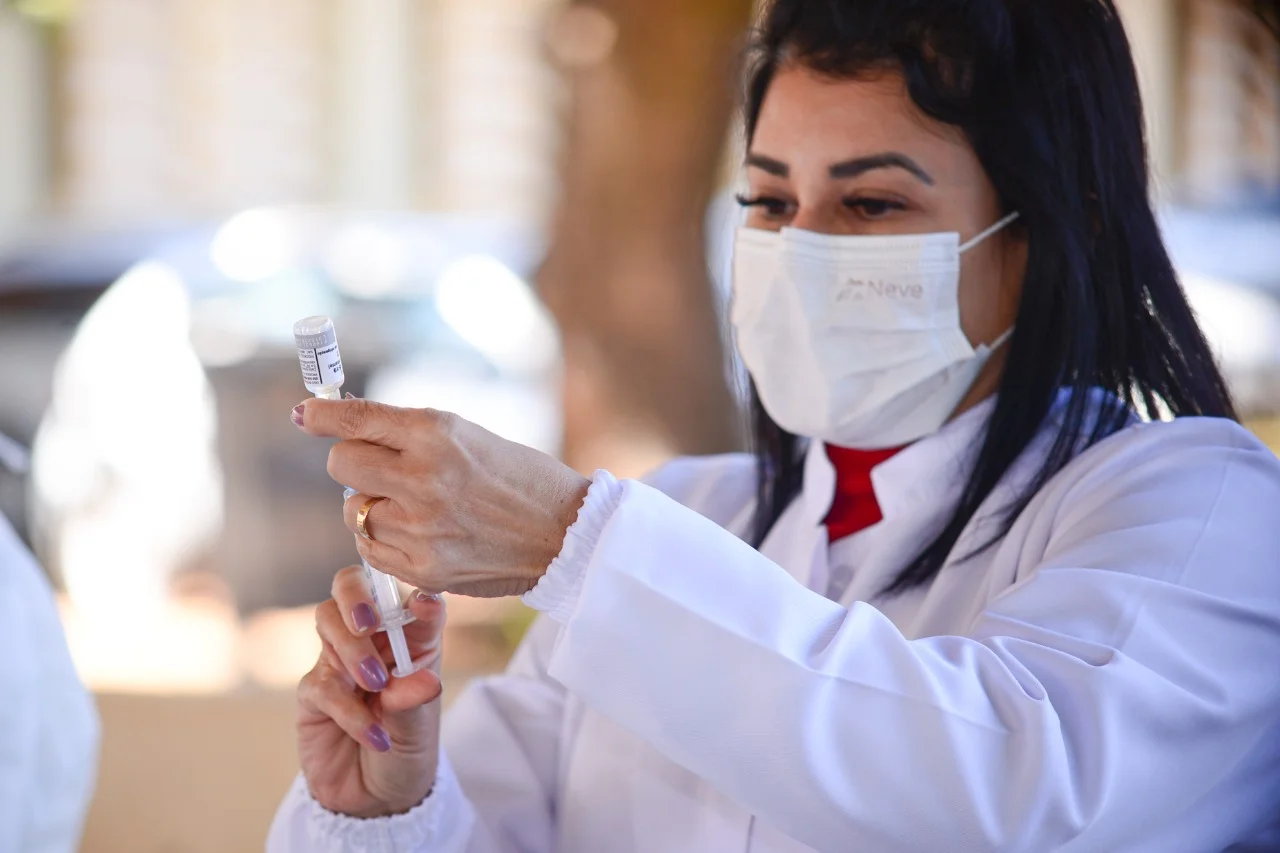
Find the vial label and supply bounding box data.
[298,342,344,386]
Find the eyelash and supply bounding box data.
[734,193,907,220]
[735,193,790,217]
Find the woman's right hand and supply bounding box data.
[296,566,447,818]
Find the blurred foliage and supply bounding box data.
[499,604,540,649]
[1249,416,1280,451]
[7,0,74,25]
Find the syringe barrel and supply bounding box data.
[342,486,414,629]
[364,559,413,628]
[296,314,419,677]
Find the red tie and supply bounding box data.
[823,444,904,543]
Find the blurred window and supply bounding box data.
[1182,0,1280,208]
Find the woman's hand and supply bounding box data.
[292,399,591,598]
[297,566,447,818]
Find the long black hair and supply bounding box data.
[744,0,1237,595]
[1250,0,1279,36]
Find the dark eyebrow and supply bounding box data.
[745,150,935,185]
[829,152,934,185]
[745,153,789,177]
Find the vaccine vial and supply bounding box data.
[293,315,345,400]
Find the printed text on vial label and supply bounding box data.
[298,344,344,387]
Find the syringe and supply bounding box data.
[293,315,418,678]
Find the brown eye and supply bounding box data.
[845,198,906,219]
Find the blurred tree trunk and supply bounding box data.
[537,0,750,477]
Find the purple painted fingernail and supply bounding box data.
[352,603,378,632]
[290,404,305,428]
[359,656,388,691]
[366,723,392,753]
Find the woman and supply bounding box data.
[269,1,1280,850]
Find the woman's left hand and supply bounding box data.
[293,398,591,598]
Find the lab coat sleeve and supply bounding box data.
[267,614,569,853]
[0,515,99,853]
[267,750,477,852]
[530,422,1280,851]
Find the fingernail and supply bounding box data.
[345,392,357,400]
[359,656,388,691]
[290,404,305,428]
[366,723,392,753]
[352,603,378,632]
[415,590,440,603]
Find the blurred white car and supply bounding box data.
[27,208,559,615]
[1159,205,1280,416]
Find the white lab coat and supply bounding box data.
[269,396,1280,852]
[0,512,99,853]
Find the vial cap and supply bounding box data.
[293,315,337,350]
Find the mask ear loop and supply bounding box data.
[962,211,1022,351]
[986,325,1016,352]
[959,211,1021,253]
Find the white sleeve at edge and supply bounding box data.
[523,470,623,623]
[266,748,475,853]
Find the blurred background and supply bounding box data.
[0,1,1276,850]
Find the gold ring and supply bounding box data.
[355,496,387,542]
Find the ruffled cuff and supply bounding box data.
[295,750,474,852]
[523,470,623,624]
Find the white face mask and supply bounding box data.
[730,212,1019,449]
